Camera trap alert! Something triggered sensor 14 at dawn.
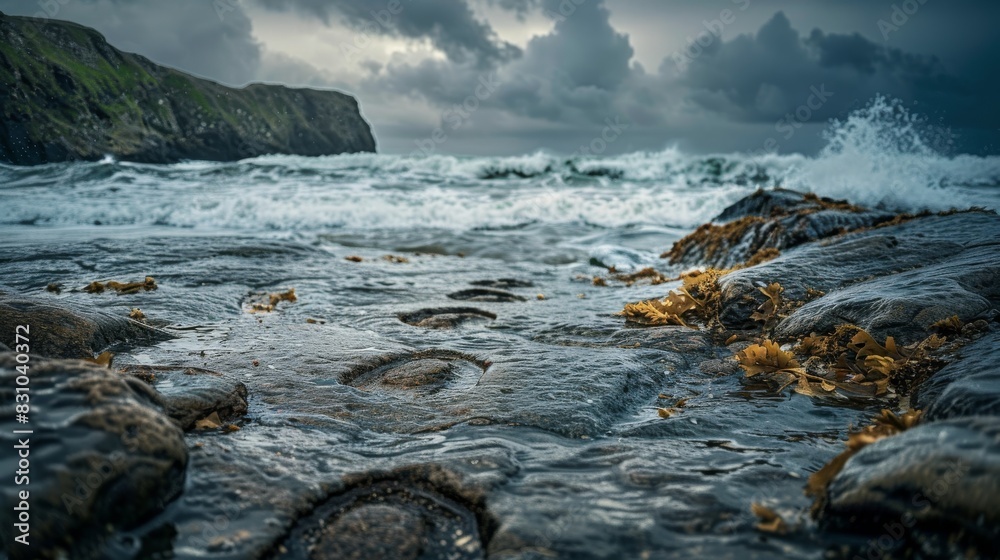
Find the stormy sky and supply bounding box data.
[2,0,998,156]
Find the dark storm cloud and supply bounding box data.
[679,12,987,129]
[486,0,539,20]
[369,0,663,127]
[0,0,262,85]
[253,0,520,67]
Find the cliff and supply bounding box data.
[0,12,376,165]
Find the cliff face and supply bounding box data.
[0,12,376,165]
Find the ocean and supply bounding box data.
[2,99,999,558]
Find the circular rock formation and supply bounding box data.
[399,307,497,329]
[340,350,489,396]
[447,289,526,303]
[0,355,187,558]
[469,279,535,289]
[274,465,493,560]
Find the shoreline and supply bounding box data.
[1,187,998,558]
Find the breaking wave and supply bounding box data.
[1,96,997,234]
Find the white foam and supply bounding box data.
[2,95,998,233]
[786,96,1000,210]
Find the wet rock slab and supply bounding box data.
[0,289,167,359]
[820,416,1000,557]
[0,355,187,558]
[398,307,497,329]
[915,331,1000,421]
[121,365,249,430]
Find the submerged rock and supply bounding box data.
[121,365,249,431]
[0,355,187,558]
[820,416,1000,557]
[399,307,497,329]
[275,464,493,560]
[0,290,166,359]
[447,289,527,302]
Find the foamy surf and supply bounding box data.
[1,97,997,234]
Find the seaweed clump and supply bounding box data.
[619,268,728,329]
[245,288,298,313]
[83,276,158,295]
[735,327,947,400]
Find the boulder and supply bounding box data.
[0,290,165,359]
[0,355,187,558]
[820,416,1000,557]
[916,331,1000,421]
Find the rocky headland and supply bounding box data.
[0,12,376,165]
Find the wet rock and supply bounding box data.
[820,416,1000,556]
[399,307,497,329]
[0,355,187,558]
[447,289,527,302]
[121,365,249,430]
[340,350,488,396]
[275,464,493,560]
[469,279,535,289]
[0,290,166,359]
[588,245,656,272]
[241,326,663,437]
[709,211,1000,339]
[915,331,1000,421]
[775,243,999,343]
[713,188,817,221]
[665,189,898,268]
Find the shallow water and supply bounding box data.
[2,110,1000,558]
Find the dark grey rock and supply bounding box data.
[0,355,187,558]
[121,365,249,430]
[716,213,997,330]
[821,416,1000,555]
[665,189,898,269]
[775,243,999,344]
[916,331,1000,421]
[447,289,527,302]
[0,293,167,359]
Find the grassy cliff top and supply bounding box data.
[0,12,376,164]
